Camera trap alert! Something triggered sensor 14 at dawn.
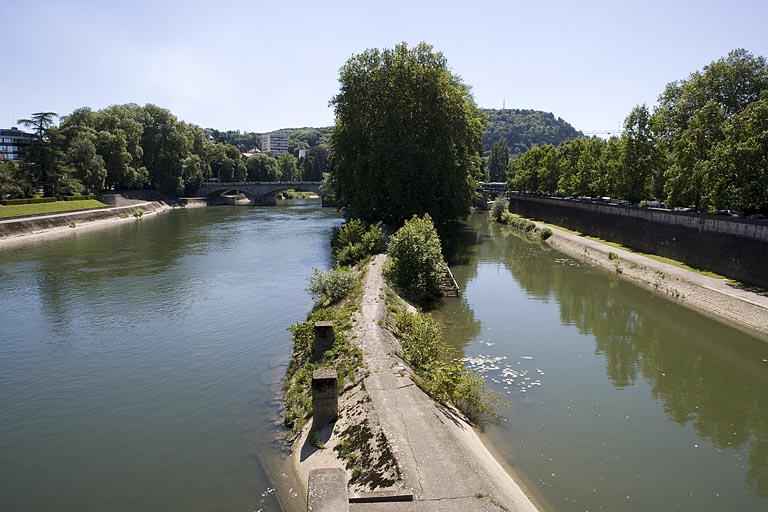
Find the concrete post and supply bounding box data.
[313,321,335,362]
[307,468,349,511]
[312,368,338,429]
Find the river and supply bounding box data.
[2,205,767,512]
[0,202,341,512]
[433,213,768,512]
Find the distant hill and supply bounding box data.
[212,110,580,157]
[482,109,583,156]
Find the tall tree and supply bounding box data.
[17,112,58,139]
[487,137,509,182]
[17,112,66,195]
[278,153,299,182]
[302,145,328,181]
[66,131,106,193]
[652,49,768,209]
[618,105,659,203]
[246,153,280,181]
[329,42,486,225]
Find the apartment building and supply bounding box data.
[260,133,289,156]
[0,127,35,161]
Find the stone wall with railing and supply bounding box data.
[507,194,768,288]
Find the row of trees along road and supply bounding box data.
[506,49,768,214]
[0,105,329,199]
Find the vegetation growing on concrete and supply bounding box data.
[334,395,400,489]
[284,257,366,436]
[331,218,384,266]
[283,304,362,436]
[386,296,504,427]
[491,199,553,241]
[307,267,360,307]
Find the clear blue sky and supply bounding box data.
[2,0,766,134]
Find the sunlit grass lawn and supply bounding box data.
[0,200,108,218]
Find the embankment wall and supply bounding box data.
[507,195,768,289]
[0,202,164,239]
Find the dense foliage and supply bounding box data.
[383,214,446,300]
[389,301,502,426]
[483,108,583,156]
[307,267,360,307]
[487,137,509,182]
[329,42,486,225]
[508,49,768,214]
[3,105,331,200]
[332,219,384,266]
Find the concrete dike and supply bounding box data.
[541,224,768,339]
[293,255,540,512]
[0,201,168,243]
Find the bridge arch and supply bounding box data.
[197,181,323,205]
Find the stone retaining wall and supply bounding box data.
[508,195,768,288]
[0,202,164,238]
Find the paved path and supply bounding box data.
[350,255,539,512]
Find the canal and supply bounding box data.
[1,204,767,512]
[434,213,768,512]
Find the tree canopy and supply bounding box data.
[5,104,330,200]
[508,49,768,214]
[329,42,486,225]
[482,109,582,156]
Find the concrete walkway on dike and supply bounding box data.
[347,255,539,512]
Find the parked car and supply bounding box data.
[713,209,741,217]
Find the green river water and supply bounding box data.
[1,203,766,511]
[434,213,768,512]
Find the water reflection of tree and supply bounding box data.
[430,217,485,351]
[496,229,768,500]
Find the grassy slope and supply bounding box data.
[0,200,108,218]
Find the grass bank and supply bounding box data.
[0,199,108,218]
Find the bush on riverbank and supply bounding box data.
[383,214,446,300]
[2,196,56,205]
[332,219,384,266]
[307,267,359,307]
[492,201,552,241]
[389,302,503,427]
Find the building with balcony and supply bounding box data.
[0,127,35,161]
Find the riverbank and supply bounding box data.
[539,223,768,338]
[292,255,540,511]
[0,201,170,247]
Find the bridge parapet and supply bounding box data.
[197,181,323,201]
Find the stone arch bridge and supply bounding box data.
[196,181,323,205]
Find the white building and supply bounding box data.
[260,133,289,156]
